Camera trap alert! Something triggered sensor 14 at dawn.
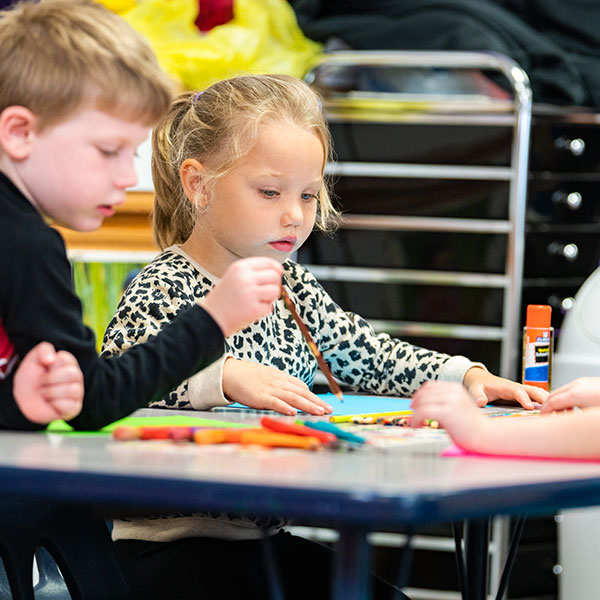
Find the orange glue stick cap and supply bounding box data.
[526,304,551,328]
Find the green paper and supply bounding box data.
[47,415,252,435]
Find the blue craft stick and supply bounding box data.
[302,420,366,444]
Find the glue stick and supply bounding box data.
[522,304,553,391]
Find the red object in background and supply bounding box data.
[195,0,234,32]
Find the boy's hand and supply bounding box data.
[14,342,84,424]
[411,381,486,449]
[542,377,600,413]
[222,358,333,416]
[462,367,548,409]
[203,257,284,337]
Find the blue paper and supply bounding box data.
[317,394,411,416]
[225,394,411,416]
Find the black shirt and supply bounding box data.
[0,172,224,430]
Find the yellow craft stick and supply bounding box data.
[329,410,413,424]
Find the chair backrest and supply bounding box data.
[0,498,132,600]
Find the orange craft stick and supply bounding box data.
[239,430,321,450]
[193,429,229,445]
[192,428,263,445]
[280,287,343,401]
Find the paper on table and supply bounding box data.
[442,443,600,463]
[225,394,412,416]
[48,415,252,435]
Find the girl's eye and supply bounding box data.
[260,189,279,198]
[302,193,318,202]
[98,147,118,157]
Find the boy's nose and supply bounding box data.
[116,158,138,189]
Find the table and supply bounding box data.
[2,409,600,600]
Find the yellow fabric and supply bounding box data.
[98,0,323,90]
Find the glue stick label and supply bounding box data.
[522,326,553,389]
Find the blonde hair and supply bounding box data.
[152,74,339,249]
[0,0,174,130]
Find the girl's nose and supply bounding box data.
[282,200,304,226]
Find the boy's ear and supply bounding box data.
[180,158,209,208]
[0,106,38,160]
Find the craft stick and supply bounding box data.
[280,287,343,401]
[261,416,337,445]
[302,420,366,444]
[239,430,321,450]
[112,426,142,441]
[193,429,229,445]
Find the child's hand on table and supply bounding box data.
[223,358,333,416]
[202,257,284,337]
[411,381,487,449]
[14,342,84,424]
[541,377,600,413]
[462,367,548,409]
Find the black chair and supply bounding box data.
[0,497,132,600]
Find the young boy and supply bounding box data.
[0,0,283,431]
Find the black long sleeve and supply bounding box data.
[0,172,224,430]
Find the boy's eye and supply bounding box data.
[260,189,279,198]
[98,147,118,157]
[302,193,318,202]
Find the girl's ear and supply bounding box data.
[180,158,209,208]
[0,106,38,160]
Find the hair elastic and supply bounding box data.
[193,91,203,103]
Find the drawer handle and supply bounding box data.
[551,190,582,210]
[548,294,576,314]
[554,136,586,156]
[547,241,579,261]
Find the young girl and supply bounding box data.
[102,74,547,599]
[412,377,600,459]
[103,75,545,417]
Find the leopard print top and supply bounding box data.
[102,245,479,542]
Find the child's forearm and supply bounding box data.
[461,408,600,459]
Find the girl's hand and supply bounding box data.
[542,377,600,413]
[462,367,548,409]
[411,381,486,449]
[14,342,84,424]
[222,358,333,416]
[203,257,284,337]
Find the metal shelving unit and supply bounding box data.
[301,50,534,599]
[304,50,532,380]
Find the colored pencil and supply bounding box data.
[329,410,412,424]
[280,287,343,402]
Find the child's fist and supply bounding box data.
[203,257,283,337]
[14,342,84,424]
